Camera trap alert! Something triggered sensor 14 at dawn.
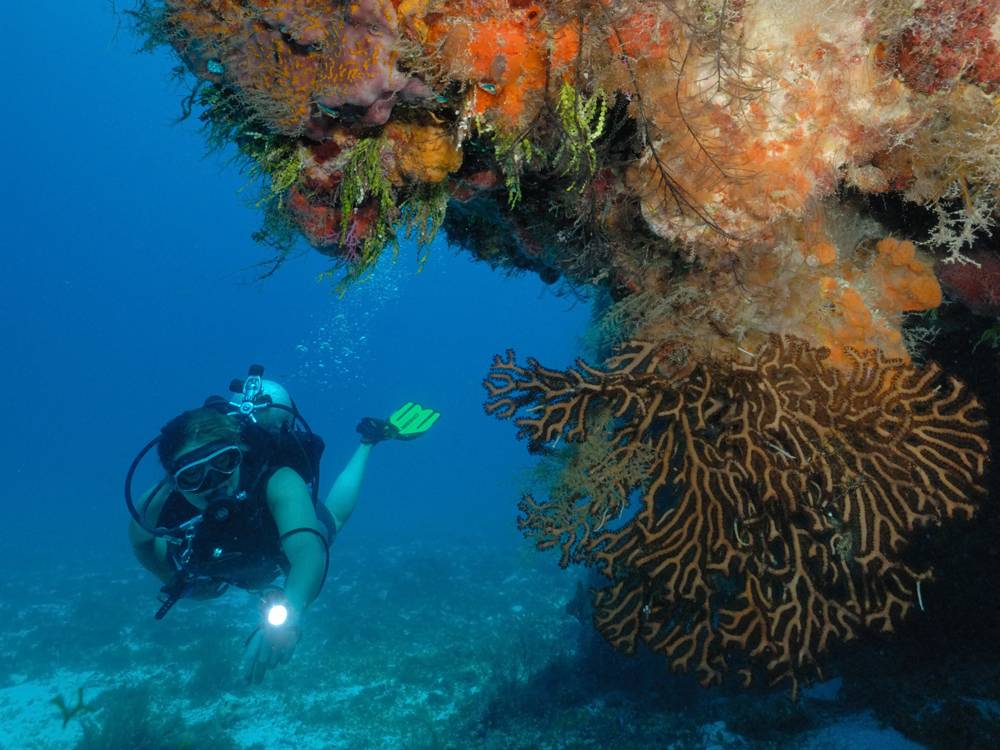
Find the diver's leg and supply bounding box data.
[324,443,372,531]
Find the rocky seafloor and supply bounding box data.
[1,535,997,750]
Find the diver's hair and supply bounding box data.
[158,407,241,471]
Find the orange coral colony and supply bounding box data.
[806,237,943,366]
[425,2,581,128]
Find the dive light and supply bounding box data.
[260,589,293,629]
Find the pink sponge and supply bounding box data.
[937,249,1000,317]
[894,0,1000,93]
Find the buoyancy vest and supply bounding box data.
[158,424,326,590]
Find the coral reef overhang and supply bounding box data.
[131,0,1000,354]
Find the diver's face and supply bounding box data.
[171,439,243,509]
[180,468,240,510]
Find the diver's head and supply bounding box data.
[159,408,244,506]
[255,379,294,431]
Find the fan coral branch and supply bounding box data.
[484,335,989,695]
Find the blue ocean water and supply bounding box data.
[1,1,589,562]
[1,4,996,750]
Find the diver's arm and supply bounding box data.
[324,443,372,531]
[266,468,328,612]
[128,486,174,585]
[325,405,438,528]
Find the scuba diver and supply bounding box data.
[125,365,439,683]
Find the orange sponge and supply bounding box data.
[425,3,579,128]
[810,237,941,366]
[385,122,463,184]
[874,238,943,311]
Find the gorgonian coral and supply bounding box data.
[484,336,989,695]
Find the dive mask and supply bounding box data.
[172,443,242,493]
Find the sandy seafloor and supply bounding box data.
[5,536,989,750]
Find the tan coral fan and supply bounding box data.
[484,335,988,695]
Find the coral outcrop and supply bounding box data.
[133,0,1000,353]
[886,0,1000,95]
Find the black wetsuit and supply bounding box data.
[157,428,334,591]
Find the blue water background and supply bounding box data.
[0,1,590,567]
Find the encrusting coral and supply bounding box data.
[164,0,429,134]
[884,0,1000,95]
[484,335,989,696]
[131,0,1000,346]
[132,0,999,694]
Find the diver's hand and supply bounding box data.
[356,417,399,444]
[357,403,440,444]
[241,590,302,684]
[241,621,301,684]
